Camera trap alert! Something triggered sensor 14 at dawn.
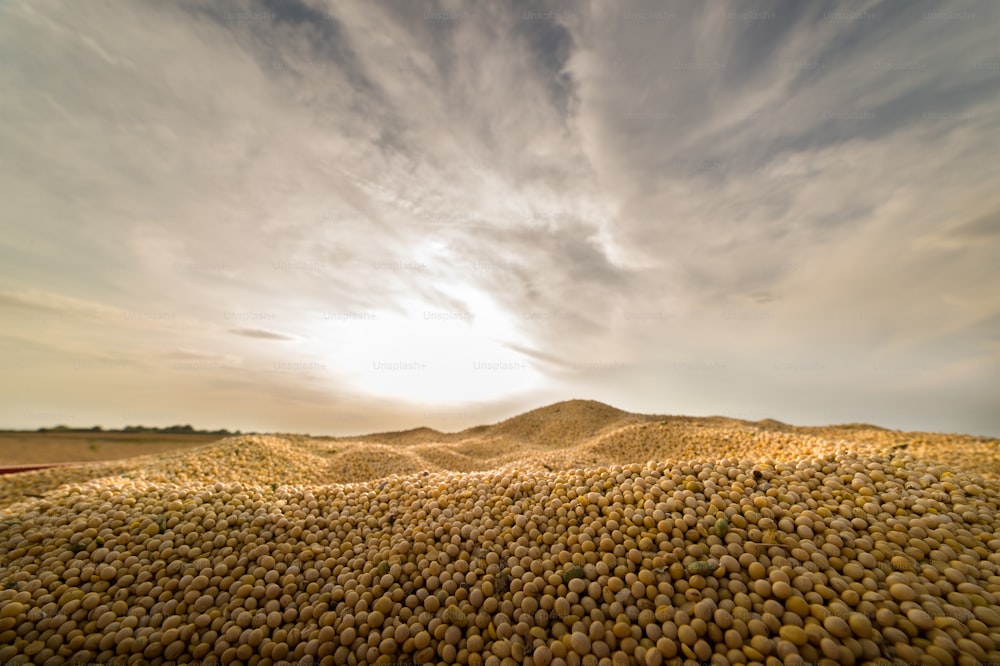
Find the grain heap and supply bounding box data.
[2,400,999,665]
[0,436,329,509]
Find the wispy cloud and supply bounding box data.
[1,0,997,435]
[229,328,296,341]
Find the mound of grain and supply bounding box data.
[2,401,999,665]
[487,399,652,449]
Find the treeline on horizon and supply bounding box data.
[35,424,240,435]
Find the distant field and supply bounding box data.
[0,430,224,465]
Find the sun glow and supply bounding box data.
[311,286,544,404]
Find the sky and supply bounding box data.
[1,0,999,437]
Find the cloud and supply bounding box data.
[0,288,127,319]
[229,328,296,341]
[939,207,1000,245]
[0,0,997,435]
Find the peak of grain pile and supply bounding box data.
[2,400,999,665]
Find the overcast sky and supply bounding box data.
[2,0,998,436]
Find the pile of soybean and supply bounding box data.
[2,446,1000,665]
